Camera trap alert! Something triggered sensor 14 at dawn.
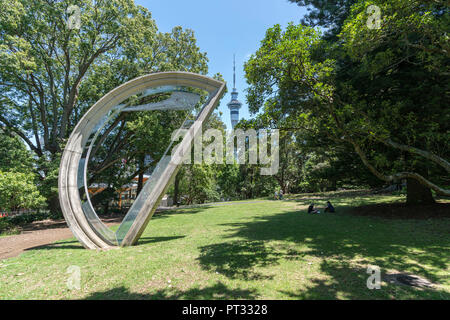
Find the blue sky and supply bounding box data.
[136,0,307,129]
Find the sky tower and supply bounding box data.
[227,55,242,129]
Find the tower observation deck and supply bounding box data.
[227,55,242,129]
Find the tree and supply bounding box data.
[288,0,357,38]
[0,171,45,212]
[0,128,47,209]
[245,0,449,204]
[339,0,450,203]
[0,0,209,212]
[216,162,241,200]
[0,127,34,173]
[235,118,302,195]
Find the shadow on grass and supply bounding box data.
[289,196,399,211]
[198,241,293,280]
[196,206,450,299]
[137,236,186,245]
[285,189,380,201]
[278,259,450,300]
[84,282,257,300]
[25,236,186,251]
[25,240,84,251]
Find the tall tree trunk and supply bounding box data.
[331,179,337,191]
[406,160,435,205]
[137,154,145,196]
[174,172,180,207]
[103,200,110,216]
[407,178,435,205]
[48,195,62,218]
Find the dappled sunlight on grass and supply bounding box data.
[0,194,448,299]
[288,194,406,211]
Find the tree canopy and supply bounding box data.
[1,0,448,213]
[0,127,34,173]
[0,171,45,212]
[245,0,449,203]
[0,0,210,212]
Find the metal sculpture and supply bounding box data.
[58,72,226,249]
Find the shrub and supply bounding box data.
[0,171,46,212]
[0,217,19,235]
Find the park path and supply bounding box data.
[0,200,272,260]
[0,219,73,260]
[0,217,121,260]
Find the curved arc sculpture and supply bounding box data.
[59,72,227,249]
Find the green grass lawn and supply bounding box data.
[1,193,449,300]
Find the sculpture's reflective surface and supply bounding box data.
[59,72,226,249]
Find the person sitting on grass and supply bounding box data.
[308,203,320,214]
[324,201,335,213]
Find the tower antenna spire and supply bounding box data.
[228,54,242,129]
[233,54,236,89]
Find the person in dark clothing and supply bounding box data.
[308,203,319,214]
[324,201,335,213]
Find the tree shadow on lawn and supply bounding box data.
[292,197,395,210]
[198,240,293,281]
[286,189,378,201]
[197,208,450,299]
[278,258,450,300]
[84,282,257,300]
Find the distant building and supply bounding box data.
[227,55,242,129]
